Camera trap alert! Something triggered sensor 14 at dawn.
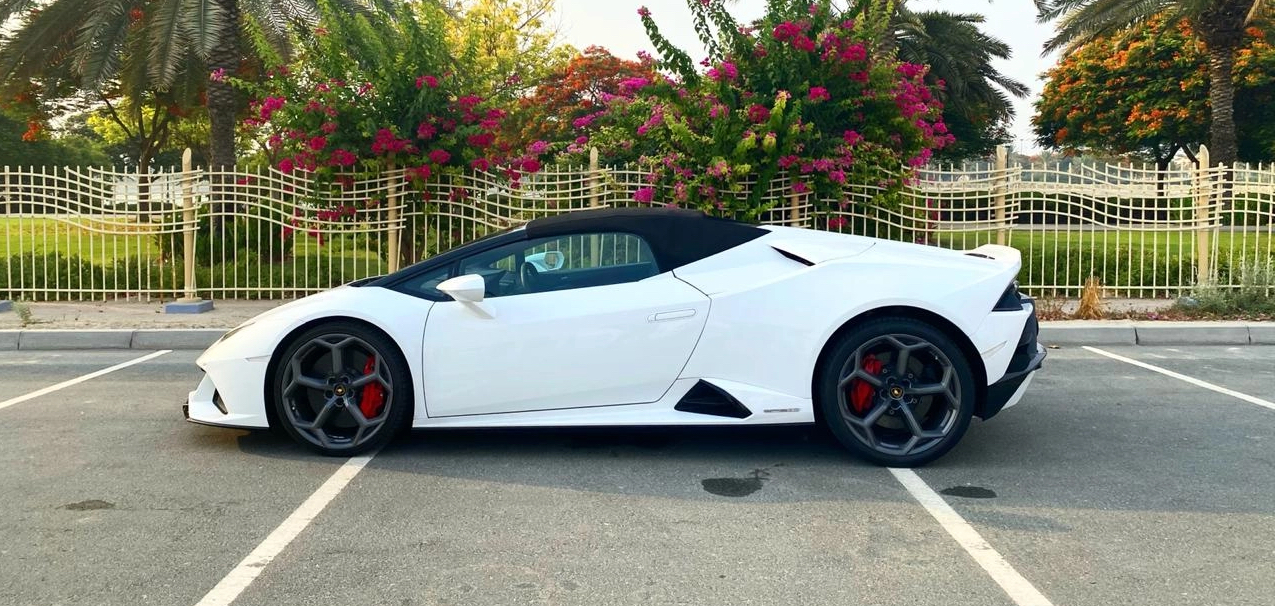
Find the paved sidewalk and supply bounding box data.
[1,299,1271,350]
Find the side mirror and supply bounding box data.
[438,274,486,303]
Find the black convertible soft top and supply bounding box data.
[525,207,766,270]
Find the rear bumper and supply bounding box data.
[978,295,1046,420]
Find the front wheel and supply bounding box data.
[818,317,976,467]
[273,321,412,456]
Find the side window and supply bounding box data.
[401,265,452,300]
[455,232,658,298]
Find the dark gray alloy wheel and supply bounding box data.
[819,317,975,467]
[273,322,411,456]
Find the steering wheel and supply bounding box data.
[519,261,542,293]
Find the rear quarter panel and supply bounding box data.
[675,237,1016,400]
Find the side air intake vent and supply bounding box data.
[674,381,752,419]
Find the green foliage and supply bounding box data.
[894,10,1029,160]
[1034,17,1275,164]
[562,0,953,220]
[1184,259,1275,315]
[446,0,576,103]
[154,212,296,266]
[0,109,111,167]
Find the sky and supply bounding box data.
[553,0,1060,154]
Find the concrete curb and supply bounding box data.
[1039,321,1275,346]
[2,322,1273,351]
[0,328,226,351]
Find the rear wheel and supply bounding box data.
[273,321,411,456]
[818,317,975,467]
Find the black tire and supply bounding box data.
[817,317,975,467]
[272,321,412,456]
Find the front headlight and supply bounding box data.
[215,320,255,344]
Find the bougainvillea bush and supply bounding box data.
[237,1,546,200]
[561,0,954,221]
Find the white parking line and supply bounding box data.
[889,468,1054,606]
[195,453,376,606]
[0,350,172,411]
[1083,346,1275,412]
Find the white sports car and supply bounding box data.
[186,208,1044,466]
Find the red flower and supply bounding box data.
[634,187,655,203]
[807,86,830,102]
[415,75,439,89]
[746,104,770,123]
[308,136,327,151]
[470,158,490,171]
[428,149,451,165]
[416,122,437,139]
[278,158,295,174]
[521,158,542,173]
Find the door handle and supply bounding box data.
[648,309,696,322]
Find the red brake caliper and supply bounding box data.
[358,356,386,418]
[849,354,882,415]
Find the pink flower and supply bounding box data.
[828,170,847,184]
[209,68,226,83]
[828,216,847,230]
[807,86,830,102]
[416,122,436,139]
[528,140,549,155]
[707,62,738,82]
[466,133,494,148]
[792,35,815,52]
[277,158,295,174]
[308,136,327,151]
[521,158,542,173]
[321,122,338,134]
[772,21,801,41]
[843,130,863,146]
[572,114,596,129]
[778,155,799,169]
[633,187,655,203]
[428,149,451,165]
[575,136,588,145]
[470,157,490,171]
[792,181,810,194]
[619,77,650,93]
[415,74,439,89]
[637,6,650,17]
[747,104,770,123]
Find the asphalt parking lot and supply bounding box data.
[1,345,1273,606]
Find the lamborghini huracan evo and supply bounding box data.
[186,207,1044,466]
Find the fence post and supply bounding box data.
[588,147,601,208]
[788,191,806,227]
[162,149,212,313]
[386,161,401,274]
[1194,145,1213,286]
[994,145,1009,246]
[181,149,197,300]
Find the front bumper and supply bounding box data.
[979,297,1046,419]
[185,371,270,429]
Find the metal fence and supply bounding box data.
[2,147,1272,301]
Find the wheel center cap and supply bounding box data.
[889,386,905,399]
[334,384,347,396]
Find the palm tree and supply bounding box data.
[894,10,1029,158]
[0,0,382,171]
[1036,0,1267,168]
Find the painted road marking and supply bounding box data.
[194,454,376,606]
[890,468,1054,606]
[0,350,172,412]
[1084,346,1275,412]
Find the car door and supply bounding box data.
[421,232,709,417]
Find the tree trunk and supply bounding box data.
[207,0,241,232]
[1206,44,1238,169]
